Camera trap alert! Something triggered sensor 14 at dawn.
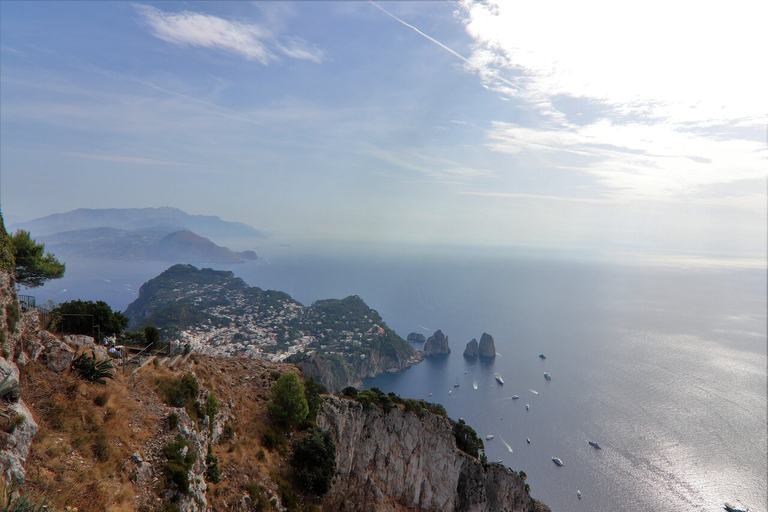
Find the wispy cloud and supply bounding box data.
[134,4,323,64]
[63,152,188,167]
[368,147,495,181]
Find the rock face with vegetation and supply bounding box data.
[407,332,426,343]
[317,396,549,512]
[423,329,451,357]
[125,264,421,391]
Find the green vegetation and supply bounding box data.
[260,427,288,454]
[302,377,326,426]
[289,428,337,497]
[0,212,15,273]
[159,373,200,408]
[205,390,219,419]
[167,412,179,430]
[5,302,19,333]
[70,351,115,385]
[8,229,65,288]
[243,482,271,512]
[205,446,221,484]
[161,435,196,494]
[144,326,160,348]
[53,299,128,338]
[453,419,484,459]
[267,372,308,428]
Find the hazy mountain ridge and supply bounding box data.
[10,207,263,239]
[38,227,253,264]
[125,264,420,390]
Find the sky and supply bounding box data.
[1,1,766,265]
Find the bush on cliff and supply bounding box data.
[453,419,484,458]
[290,428,337,497]
[268,372,308,428]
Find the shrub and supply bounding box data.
[272,472,299,511]
[70,351,115,385]
[244,482,270,512]
[159,373,200,412]
[340,386,358,398]
[206,447,221,484]
[167,412,179,430]
[161,435,196,494]
[267,373,308,428]
[260,427,288,454]
[303,377,326,426]
[453,419,484,458]
[290,428,337,497]
[206,390,219,419]
[5,302,19,333]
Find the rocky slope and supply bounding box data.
[318,396,549,512]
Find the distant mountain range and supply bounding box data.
[10,207,261,264]
[10,207,263,239]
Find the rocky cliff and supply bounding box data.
[423,329,451,357]
[463,338,479,358]
[317,396,548,512]
[478,333,496,359]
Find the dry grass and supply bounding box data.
[17,353,303,511]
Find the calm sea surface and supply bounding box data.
[32,248,767,512]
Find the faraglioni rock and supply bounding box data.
[478,332,496,359]
[407,332,426,343]
[463,338,479,358]
[423,329,450,356]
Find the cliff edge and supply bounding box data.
[317,396,549,512]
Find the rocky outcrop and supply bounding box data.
[317,396,548,512]
[478,333,496,359]
[423,329,450,357]
[463,339,479,359]
[407,332,426,343]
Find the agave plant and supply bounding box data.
[71,350,115,385]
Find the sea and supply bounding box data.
[29,244,767,512]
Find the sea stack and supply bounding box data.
[407,332,426,343]
[463,338,479,358]
[478,332,496,359]
[423,329,450,356]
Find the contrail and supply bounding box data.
[369,1,524,93]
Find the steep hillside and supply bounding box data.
[124,265,421,391]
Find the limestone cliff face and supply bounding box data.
[317,396,549,512]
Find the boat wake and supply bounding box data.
[473,380,478,390]
[500,436,513,453]
[527,388,539,395]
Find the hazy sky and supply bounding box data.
[1,1,765,263]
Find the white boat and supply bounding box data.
[511,395,519,400]
[495,374,504,385]
[588,441,602,450]
[544,372,551,381]
[552,457,564,467]
[577,490,582,499]
[428,392,433,396]
[525,404,530,411]
[448,390,452,394]
[485,434,494,440]
[526,437,531,444]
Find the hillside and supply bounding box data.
[37,228,253,264]
[10,207,263,239]
[125,264,421,391]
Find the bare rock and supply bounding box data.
[478,333,496,359]
[0,400,38,483]
[463,339,479,359]
[423,329,451,357]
